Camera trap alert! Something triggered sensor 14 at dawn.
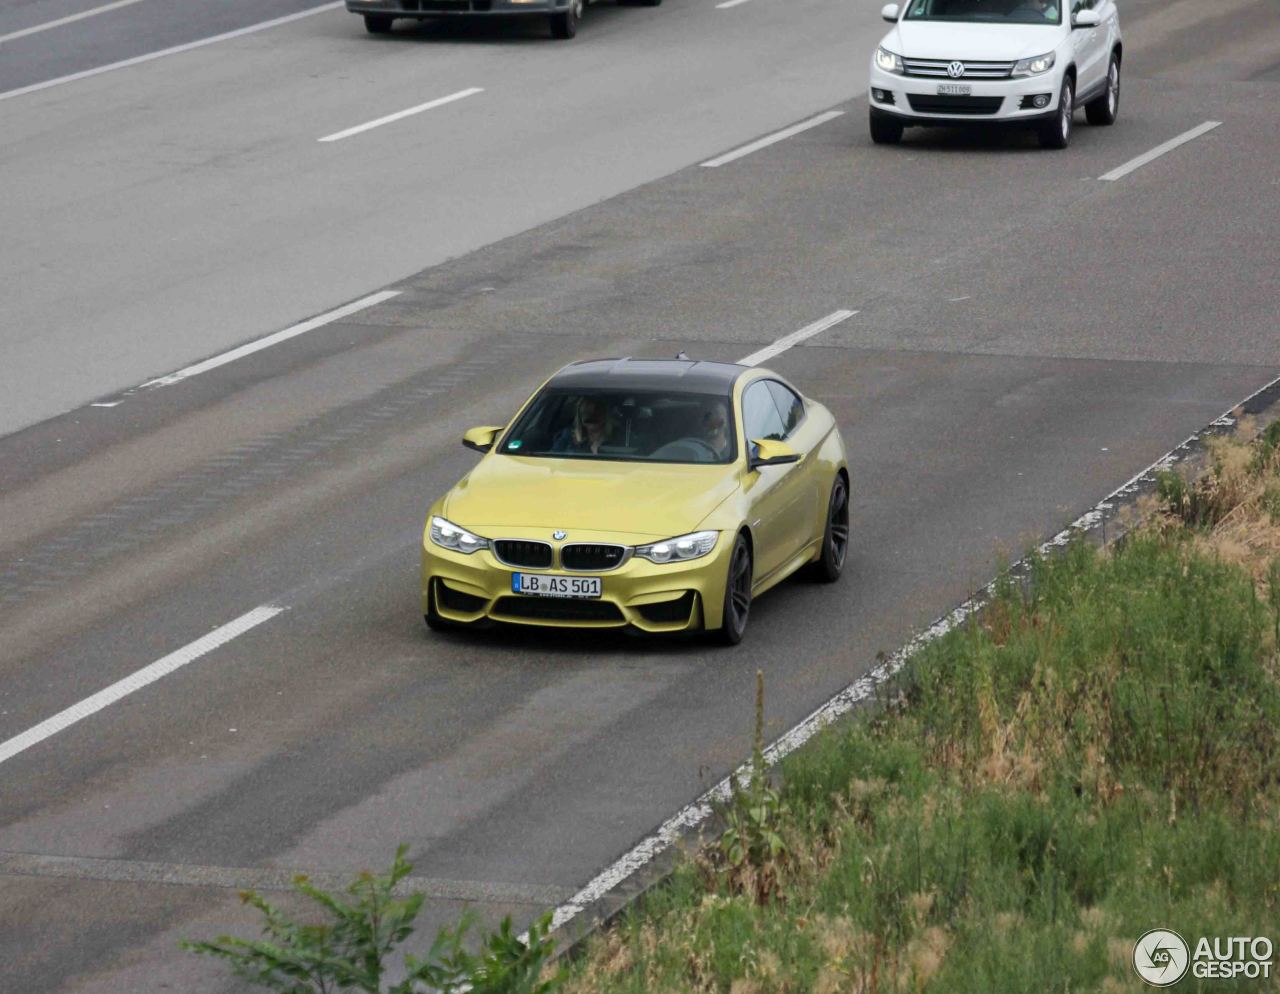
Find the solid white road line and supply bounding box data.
[0,0,149,44]
[0,605,282,768]
[0,2,342,102]
[700,110,844,168]
[530,368,1280,943]
[1098,121,1222,182]
[140,290,400,389]
[715,0,755,8]
[738,309,856,367]
[318,88,484,143]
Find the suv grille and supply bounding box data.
[493,540,553,569]
[493,597,624,624]
[906,95,1004,115]
[902,58,1014,79]
[560,544,628,572]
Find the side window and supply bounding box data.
[765,381,805,439]
[742,382,786,443]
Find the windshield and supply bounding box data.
[903,0,1062,24]
[500,389,737,465]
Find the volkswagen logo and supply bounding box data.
[947,61,966,78]
[552,530,567,541]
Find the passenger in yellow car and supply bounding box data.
[551,396,614,455]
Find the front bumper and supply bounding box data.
[348,0,571,16]
[422,527,733,634]
[868,62,1062,126]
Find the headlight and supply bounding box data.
[429,516,489,554]
[635,531,719,565]
[875,47,905,74]
[1012,52,1055,76]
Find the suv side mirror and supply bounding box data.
[881,3,900,22]
[1072,9,1100,27]
[749,438,802,471]
[462,425,504,454]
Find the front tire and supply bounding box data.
[364,14,393,33]
[1085,54,1120,126]
[549,0,582,38]
[869,111,904,145]
[807,476,850,583]
[1038,76,1074,149]
[715,535,753,646]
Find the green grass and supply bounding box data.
[565,533,1280,994]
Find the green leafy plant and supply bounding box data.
[715,670,790,904]
[183,846,562,993]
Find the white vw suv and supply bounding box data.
[868,0,1121,149]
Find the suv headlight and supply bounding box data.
[1012,52,1056,76]
[875,47,905,74]
[429,516,489,554]
[635,531,718,565]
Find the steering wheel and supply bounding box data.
[649,437,721,462]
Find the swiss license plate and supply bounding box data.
[937,83,971,96]
[511,573,602,599]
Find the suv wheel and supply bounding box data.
[364,14,393,33]
[1038,76,1073,149]
[869,111,904,145]
[550,0,583,38]
[1085,54,1120,126]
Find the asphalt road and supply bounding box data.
[1,0,1279,991]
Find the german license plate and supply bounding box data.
[937,83,971,95]
[511,573,602,599]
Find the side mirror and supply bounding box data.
[881,3,900,22]
[462,425,504,454]
[749,438,802,471]
[1072,9,1100,27]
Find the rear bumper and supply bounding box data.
[348,0,569,15]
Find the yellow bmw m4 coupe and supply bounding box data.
[422,358,849,644]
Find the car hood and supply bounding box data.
[884,22,1061,61]
[444,455,741,539]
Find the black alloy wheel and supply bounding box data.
[550,0,583,38]
[1039,76,1073,149]
[716,534,753,645]
[364,14,393,33]
[1086,54,1120,126]
[808,475,850,583]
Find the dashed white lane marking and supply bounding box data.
[0,0,149,44]
[318,87,484,143]
[715,0,755,8]
[0,3,342,102]
[529,369,1280,942]
[1098,120,1222,182]
[140,290,400,390]
[0,606,282,768]
[700,110,845,168]
[738,309,856,367]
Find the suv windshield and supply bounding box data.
[500,389,737,465]
[904,0,1062,25]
